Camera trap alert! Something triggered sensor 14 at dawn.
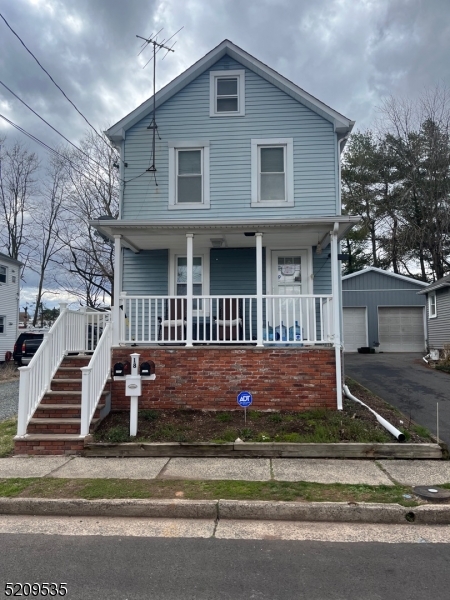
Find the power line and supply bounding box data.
[0,79,114,178]
[0,12,114,155]
[0,113,149,187]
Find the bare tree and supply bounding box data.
[0,139,39,262]
[56,130,119,307]
[29,157,66,326]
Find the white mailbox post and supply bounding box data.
[114,353,156,437]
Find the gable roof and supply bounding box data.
[106,39,354,144]
[417,273,450,295]
[342,266,428,287]
[0,251,22,267]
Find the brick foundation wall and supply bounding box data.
[111,346,337,411]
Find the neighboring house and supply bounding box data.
[342,267,428,353]
[0,252,22,362]
[417,274,450,351]
[15,40,359,455]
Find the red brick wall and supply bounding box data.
[111,346,337,411]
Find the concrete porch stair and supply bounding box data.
[14,355,111,456]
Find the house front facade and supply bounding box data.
[94,39,357,413]
[0,252,21,362]
[15,40,358,455]
[418,274,450,352]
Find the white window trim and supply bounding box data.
[0,265,6,285]
[209,70,245,117]
[169,251,210,315]
[251,138,294,207]
[429,292,437,319]
[168,141,210,210]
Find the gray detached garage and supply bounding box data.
[342,267,428,353]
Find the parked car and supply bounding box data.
[13,330,47,366]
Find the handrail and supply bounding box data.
[80,321,113,436]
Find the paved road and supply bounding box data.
[1,523,450,600]
[345,353,450,445]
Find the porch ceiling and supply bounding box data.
[91,216,360,252]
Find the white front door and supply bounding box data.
[270,251,310,340]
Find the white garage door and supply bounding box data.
[378,307,425,352]
[343,307,367,352]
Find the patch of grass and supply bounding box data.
[0,418,17,457]
[212,429,238,443]
[140,410,159,421]
[3,477,420,506]
[255,432,271,442]
[436,364,450,374]
[248,410,263,419]
[412,424,431,439]
[268,413,283,423]
[215,412,232,423]
[103,425,131,444]
[400,428,411,442]
[239,427,254,440]
[0,363,19,382]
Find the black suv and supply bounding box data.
[13,331,45,366]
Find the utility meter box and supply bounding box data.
[125,375,142,397]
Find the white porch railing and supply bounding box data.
[80,321,112,436]
[17,307,110,436]
[119,294,333,345]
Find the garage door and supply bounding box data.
[378,307,425,352]
[343,307,367,352]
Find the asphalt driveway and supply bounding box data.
[344,353,450,446]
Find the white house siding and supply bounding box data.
[122,55,337,221]
[0,255,21,361]
[426,288,450,349]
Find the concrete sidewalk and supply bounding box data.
[1,456,450,487]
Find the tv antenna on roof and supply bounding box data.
[136,27,183,180]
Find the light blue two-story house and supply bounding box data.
[15,40,357,454]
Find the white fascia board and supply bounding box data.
[417,281,450,295]
[106,40,354,141]
[342,266,429,287]
[0,252,23,267]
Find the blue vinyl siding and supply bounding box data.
[122,56,337,221]
[210,247,266,339]
[313,246,331,295]
[122,249,168,295]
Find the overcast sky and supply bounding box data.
[1,0,449,309]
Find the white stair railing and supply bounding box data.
[17,306,111,437]
[80,321,113,436]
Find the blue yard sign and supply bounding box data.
[237,391,253,408]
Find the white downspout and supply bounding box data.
[330,221,343,410]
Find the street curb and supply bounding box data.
[1,497,450,524]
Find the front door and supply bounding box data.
[270,251,310,341]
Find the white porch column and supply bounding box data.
[186,233,194,347]
[330,222,343,410]
[112,235,122,346]
[255,233,264,347]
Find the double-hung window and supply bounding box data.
[168,141,210,209]
[210,70,245,117]
[176,256,203,310]
[429,292,437,318]
[0,266,6,284]
[0,316,4,334]
[251,138,294,207]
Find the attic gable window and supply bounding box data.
[210,70,245,117]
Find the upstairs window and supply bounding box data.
[177,150,202,204]
[210,70,245,117]
[0,266,6,284]
[251,138,294,207]
[168,141,210,210]
[0,316,4,334]
[429,292,437,318]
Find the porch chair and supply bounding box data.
[158,298,187,343]
[215,298,242,341]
